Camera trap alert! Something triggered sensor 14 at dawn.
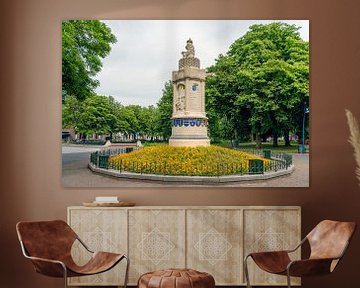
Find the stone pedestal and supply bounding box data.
[169,39,210,147]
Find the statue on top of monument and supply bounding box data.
[183,38,195,58]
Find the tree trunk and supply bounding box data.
[255,133,261,149]
[234,129,238,140]
[272,132,278,147]
[284,131,291,146]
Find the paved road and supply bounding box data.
[62,145,309,188]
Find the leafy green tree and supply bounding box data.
[116,105,133,136]
[121,105,140,139]
[62,20,117,101]
[156,81,173,140]
[117,105,160,140]
[76,95,116,137]
[207,22,309,148]
[140,105,159,141]
[63,94,162,141]
[107,96,127,140]
[206,69,252,143]
[62,95,83,130]
[134,105,149,138]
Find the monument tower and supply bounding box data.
[169,39,210,147]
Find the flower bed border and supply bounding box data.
[88,162,295,184]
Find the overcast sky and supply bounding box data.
[95,20,309,107]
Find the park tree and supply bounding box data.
[135,105,151,139]
[121,105,140,139]
[117,105,160,141]
[156,81,173,140]
[62,20,117,101]
[63,93,162,141]
[141,105,159,141]
[62,95,83,130]
[115,105,132,136]
[206,64,252,143]
[75,95,117,137]
[61,94,130,139]
[107,96,129,140]
[207,22,309,148]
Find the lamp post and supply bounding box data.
[300,102,309,153]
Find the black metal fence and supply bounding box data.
[90,147,140,169]
[240,149,293,167]
[90,148,293,177]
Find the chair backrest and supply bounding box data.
[16,220,77,261]
[307,220,356,261]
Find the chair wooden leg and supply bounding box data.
[244,255,252,288]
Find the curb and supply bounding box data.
[88,163,295,184]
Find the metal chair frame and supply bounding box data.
[18,231,129,288]
[244,236,350,288]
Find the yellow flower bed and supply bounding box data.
[109,145,270,176]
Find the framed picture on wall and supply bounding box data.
[61,20,309,187]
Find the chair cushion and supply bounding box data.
[138,268,215,288]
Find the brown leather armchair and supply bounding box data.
[16,220,129,288]
[244,220,356,288]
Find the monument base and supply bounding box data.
[169,138,210,147]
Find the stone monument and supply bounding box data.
[169,39,210,147]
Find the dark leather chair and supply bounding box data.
[16,220,129,288]
[244,220,356,288]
